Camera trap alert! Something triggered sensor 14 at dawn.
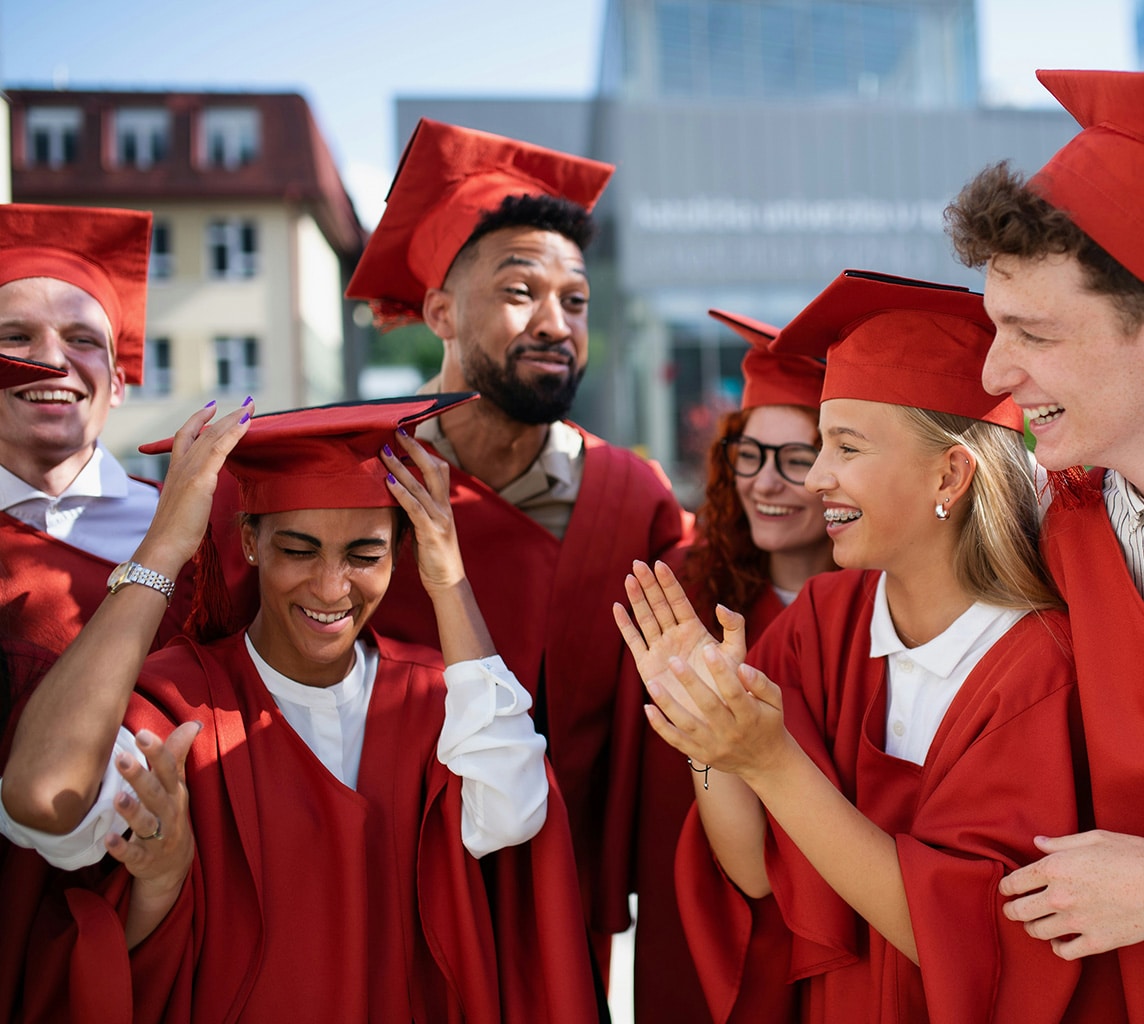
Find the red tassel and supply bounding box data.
[183,523,234,643]
[369,297,423,334]
[1044,465,1103,511]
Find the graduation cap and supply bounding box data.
[344,118,614,329]
[708,308,825,410]
[0,353,67,390]
[772,270,1023,430]
[1031,69,1144,283]
[140,393,478,514]
[0,203,152,385]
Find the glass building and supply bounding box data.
[599,0,979,107]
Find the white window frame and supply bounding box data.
[114,108,171,169]
[25,107,82,168]
[199,107,260,169]
[214,336,259,394]
[135,337,173,397]
[206,218,258,280]
[149,220,174,280]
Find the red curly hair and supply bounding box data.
[682,406,818,625]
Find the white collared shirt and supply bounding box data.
[1103,469,1144,596]
[869,573,1025,765]
[0,443,158,563]
[0,641,547,867]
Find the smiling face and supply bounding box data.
[0,277,125,490]
[430,226,589,425]
[983,252,1144,483]
[806,399,952,579]
[242,507,398,687]
[732,405,829,566]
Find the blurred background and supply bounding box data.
[1,0,1136,504]
[0,1,1138,1018]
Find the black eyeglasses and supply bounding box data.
[719,436,819,485]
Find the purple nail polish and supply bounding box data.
[387,473,397,485]
[397,427,408,437]
[383,444,393,458]
[242,394,253,406]
[239,412,251,425]
[203,399,216,409]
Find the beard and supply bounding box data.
[460,342,586,425]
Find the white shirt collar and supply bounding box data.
[243,633,368,707]
[0,441,128,511]
[868,571,1017,678]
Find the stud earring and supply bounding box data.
[935,502,950,521]
[247,553,256,563]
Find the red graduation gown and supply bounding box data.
[15,629,598,1023]
[1042,470,1144,1021]
[374,426,688,937]
[678,569,1089,1024]
[0,504,195,656]
[633,557,794,1024]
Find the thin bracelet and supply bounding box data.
[687,757,711,791]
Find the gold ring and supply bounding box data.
[137,819,163,841]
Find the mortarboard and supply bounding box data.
[0,353,67,390]
[0,203,152,385]
[345,118,614,329]
[772,270,1023,430]
[140,393,478,514]
[1031,69,1144,283]
[709,308,825,410]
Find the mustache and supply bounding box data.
[507,342,576,365]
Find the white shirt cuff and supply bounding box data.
[0,727,142,870]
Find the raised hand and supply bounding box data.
[380,429,465,598]
[137,399,254,579]
[103,722,200,948]
[614,560,747,708]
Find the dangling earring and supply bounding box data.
[935,502,950,521]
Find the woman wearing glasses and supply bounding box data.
[633,310,831,1024]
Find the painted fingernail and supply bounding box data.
[239,412,251,425]
[387,473,397,484]
[194,721,204,734]
[203,399,217,409]
[382,444,393,458]
[397,427,408,437]
[242,395,253,406]
[116,754,132,771]
[116,791,131,808]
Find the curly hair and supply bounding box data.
[945,161,1144,332]
[450,193,597,273]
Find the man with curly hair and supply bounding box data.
[346,119,689,1012]
[946,69,1144,1017]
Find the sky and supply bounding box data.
[0,0,1137,228]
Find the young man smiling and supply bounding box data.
[346,120,689,1002]
[947,69,1144,1019]
[0,203,194,653]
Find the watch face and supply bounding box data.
[107,561,135,590]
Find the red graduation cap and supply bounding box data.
[1031,69,1144,283]
[0,203,152,385]
[772,270,1023,430]
[0,353,67,390]
[140,393,478,514]
[709,308,825,411]
[344,118,614,329]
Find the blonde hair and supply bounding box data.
[897,408,1061,611]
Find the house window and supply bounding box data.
[25,107,82,168]
[149,221,174,280]
[206,219,258,279]
[136,337,172,397]
[215,336,259,393]
[199,107,260,169]
[115,108,170,169]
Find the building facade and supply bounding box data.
[7,88,366,472]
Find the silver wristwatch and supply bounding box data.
[106,560,175,605]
